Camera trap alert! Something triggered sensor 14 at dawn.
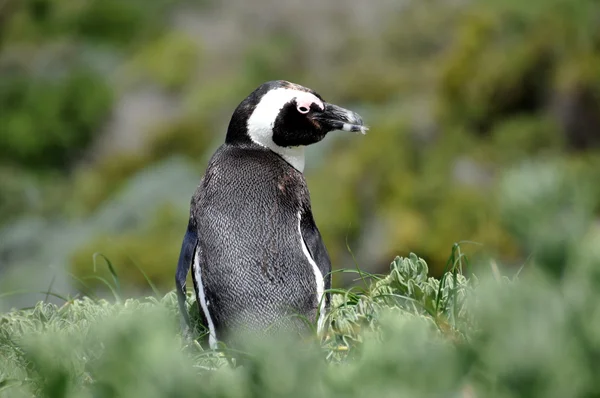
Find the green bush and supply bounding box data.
[3,0,600,299]
[69,204,187,293]
[125,32,200,91]
[438,0,600,148]
[0,68,112,170]
[1,0,169,45]
[3,160,600,397]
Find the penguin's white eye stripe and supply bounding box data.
[297,105,310,114]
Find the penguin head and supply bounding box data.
[225,80,367,172]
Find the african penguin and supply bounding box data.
[175,80,367,348]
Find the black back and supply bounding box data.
[190,143,331,344]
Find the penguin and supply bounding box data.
[175,80,367,349]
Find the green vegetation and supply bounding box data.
[2,160,600,397]
[0,68,112,170]
[2,0,600,290]
[0,253,471,398]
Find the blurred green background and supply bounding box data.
[1,0,599,306]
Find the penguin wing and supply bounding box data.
[300,214,332,295]
[175,220,198,329]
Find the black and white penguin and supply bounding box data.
[175,80,367,348]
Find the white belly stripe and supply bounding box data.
[297,212,326,333]
[193,248,218,349]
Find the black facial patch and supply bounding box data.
[272,101,328,147]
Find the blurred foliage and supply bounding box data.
[70,205,186,292]
[438,0,600,147]
[0,0,183,221]
[68,154,152,215]
[0,0,170,45]
[3,160,600,396]
[0,168,37,224]
[125,31,200,91]
[312,0,600,275]
[1,0,600,292]
[0,0,174,170]
[0,66,112,170]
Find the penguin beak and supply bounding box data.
[314,103,368,134]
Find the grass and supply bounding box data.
[2,160,600,398]
[0,250,474,398]
[1,247,598,398]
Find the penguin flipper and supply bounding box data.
[176,221,197,336]
[299,215,332,302]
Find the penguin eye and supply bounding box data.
[297,105,310,114]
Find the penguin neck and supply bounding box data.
[243,131,305,173]
[272,145,305,173]
[226,138,306,173]
[225,120,306,172]
[258,141,305,173]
